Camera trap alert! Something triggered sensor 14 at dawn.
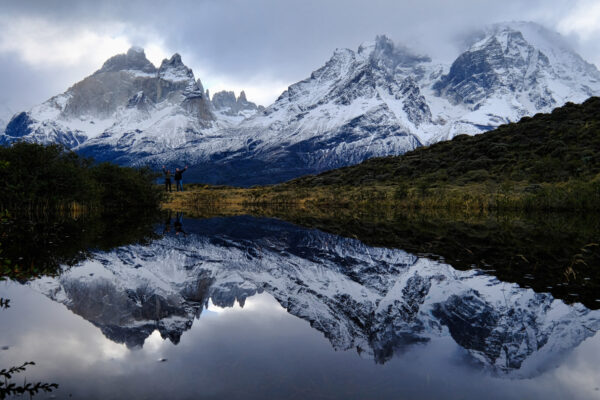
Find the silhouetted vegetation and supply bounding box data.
[0,362,58,399]
[0,142,163,212]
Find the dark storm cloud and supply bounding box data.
[0,0,596,115]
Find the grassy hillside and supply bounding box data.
[295,97,600,188]
[172,97,600,211]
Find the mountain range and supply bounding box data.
[2,21,600,185]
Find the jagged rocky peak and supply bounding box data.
[478,22,573,55]
[212,90,236,108]
[434,21,600,106]
[158,53,195,82]
[211,90,263,116]
[362,34,431,68]
[95,46,157,74]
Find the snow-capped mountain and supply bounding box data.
[28,216,600,377]
[0,48,261,162]
[3,22,600,185]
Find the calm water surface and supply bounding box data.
[1,214,599,399]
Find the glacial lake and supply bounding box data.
[1,212,599,399]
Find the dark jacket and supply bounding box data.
[174,167,187,181]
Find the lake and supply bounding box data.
[1,212,599,399]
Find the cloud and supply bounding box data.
[557,0,600,39]
[0,17,129,67]
[0,0,599,116]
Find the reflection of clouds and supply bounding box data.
[552,333,600,397]
[242,293,288,314]
[2,281,600,399]
[206,294,287,315]
[142,330,167,353]
[205,298,242,314]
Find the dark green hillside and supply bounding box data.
[0,142,163,212]
[294,97,600,187]
[230,96,597,211]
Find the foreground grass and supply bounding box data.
[163,174,600,213]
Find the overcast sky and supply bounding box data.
[1,0,600,121]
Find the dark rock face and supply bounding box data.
[4,112,32,138]
[211,90,263,116]
[61,50,210,120]
[433,293,501,355]
[1,111,86,147]
[211,90,236,109]
[58,273,213,348]
[432,291,559,371]
[95,47,157,75]
[400,77,432,126]
[433,28,559,109]
[434,40,502,105]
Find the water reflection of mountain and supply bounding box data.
[29,216,600,377]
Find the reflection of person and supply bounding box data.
[163,211,172,235]
[174,212,187,237]
[174,166,188,192]
[162,165,172,192]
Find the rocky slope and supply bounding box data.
[28,216,600,377]
[3,22,600,185]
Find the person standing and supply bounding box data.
[174,212,187,237]
[174,165,188,192]
[162,165,173,192]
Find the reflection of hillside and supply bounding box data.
[29,216,600,377]
[185,206,600,309]
[0,212,160,281]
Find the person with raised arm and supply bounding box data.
[174,165,188,192]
